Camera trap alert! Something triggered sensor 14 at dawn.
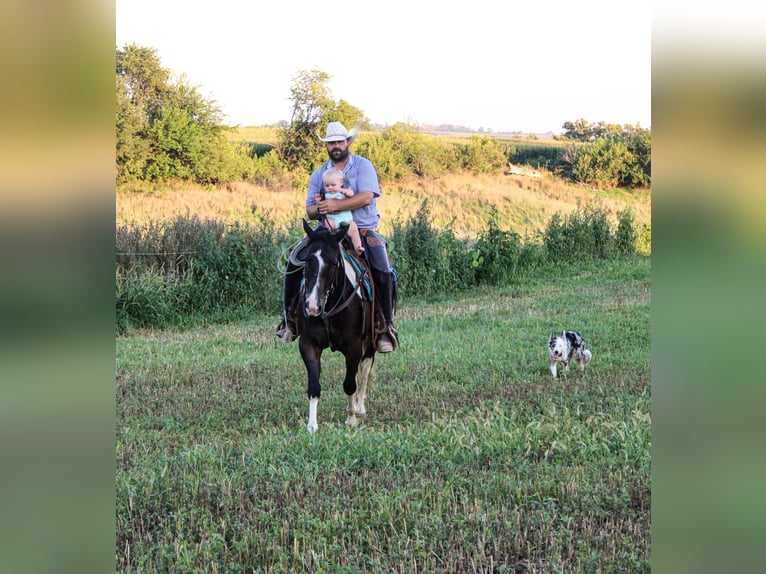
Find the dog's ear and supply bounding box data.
[550,330,556,339]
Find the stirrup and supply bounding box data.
[376,334,394,353]
[275,320,297,343]
[376,323,398,353]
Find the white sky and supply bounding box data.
[115,0,652,134]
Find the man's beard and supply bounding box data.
[329,147,349,163]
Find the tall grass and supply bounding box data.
[116,256,650,573]
[116,172,650,241]
[116,201,647,332]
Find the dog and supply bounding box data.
[549,330,592,378]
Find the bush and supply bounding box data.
[116,216,286,332]
[504,142,566,170]
[472,208,523,285]
[390,200,473,297]
[357,124,457,180]
[543,204,615,262]
[636,222,651,256]
[116,203,646,331]
[116,270,176,333]
[616,208,638,255]
[116,214,225,276]
[457,136,507,174]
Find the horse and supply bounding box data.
[296,219,376,433]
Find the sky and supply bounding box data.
[115,0,652,134]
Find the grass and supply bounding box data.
[116,256,650,573]
[116,171,650,243]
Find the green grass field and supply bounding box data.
[116,256,650,573]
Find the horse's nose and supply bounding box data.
[304,281,322,316]
[304,302,321,317]
[304,293,321,317]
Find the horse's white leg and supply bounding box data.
[346,357,374,426]
[307,397,319,433]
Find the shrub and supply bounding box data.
[116,203,646,331]
[543,204,615,262]
[390,200,473,297]
[116,216,287,332]
[616,208,638,255]
[504,142,566,170]
[357,124,457,180]
[457,136,507,174]
[116,270,176,333]
[636,222,651,255]
[471,208,523,285]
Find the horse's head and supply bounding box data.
[301,219,349,318]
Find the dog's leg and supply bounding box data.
[550,362,558,378]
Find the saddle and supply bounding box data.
[287,236,390,345]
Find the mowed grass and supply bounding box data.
[116,257,650,573]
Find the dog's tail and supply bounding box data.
[582,349,592,366]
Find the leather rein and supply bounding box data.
[321,248,367,320]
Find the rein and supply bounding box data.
[321,249,365,319]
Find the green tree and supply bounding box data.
[116,44,251,184]
[328,99,369,130]
[277,69,370,175]
[570,136,632,188]
[560,119,651,188]
[277,69,334,173]
[562,119,623,142]
[621,126,651,187]
[116,45,171,181]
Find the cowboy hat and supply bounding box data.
[319,121,357,144]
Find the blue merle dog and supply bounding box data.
[549,330,592,378]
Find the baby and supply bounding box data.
[319,167,365,255]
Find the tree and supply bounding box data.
[562,119,623,142]
[277,69,334,173]
[560,119,651,188]
[116,45,170,180]
[116,44,251,184]
[570,136,632,188]
[277,69,369,174]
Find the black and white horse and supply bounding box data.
[296,219,376,433]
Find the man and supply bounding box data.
[276,121,398,353]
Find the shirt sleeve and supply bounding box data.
[353,157,380,197]
[306,167,325,207]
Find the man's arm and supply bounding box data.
[311,190,373,218]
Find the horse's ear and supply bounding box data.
[302,219,314,236]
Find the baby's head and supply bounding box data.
[322,167,344,191]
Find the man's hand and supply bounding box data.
[314,194,339,215]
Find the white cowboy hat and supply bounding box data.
[319,121,357,144]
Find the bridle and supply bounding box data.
[303,240,362,321]
[320,249,365,320]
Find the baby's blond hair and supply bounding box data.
[322,167,344,185]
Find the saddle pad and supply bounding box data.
[342,250,373,301]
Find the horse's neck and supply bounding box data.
[331,254,350,298]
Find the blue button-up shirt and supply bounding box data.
[306,153,381,230]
